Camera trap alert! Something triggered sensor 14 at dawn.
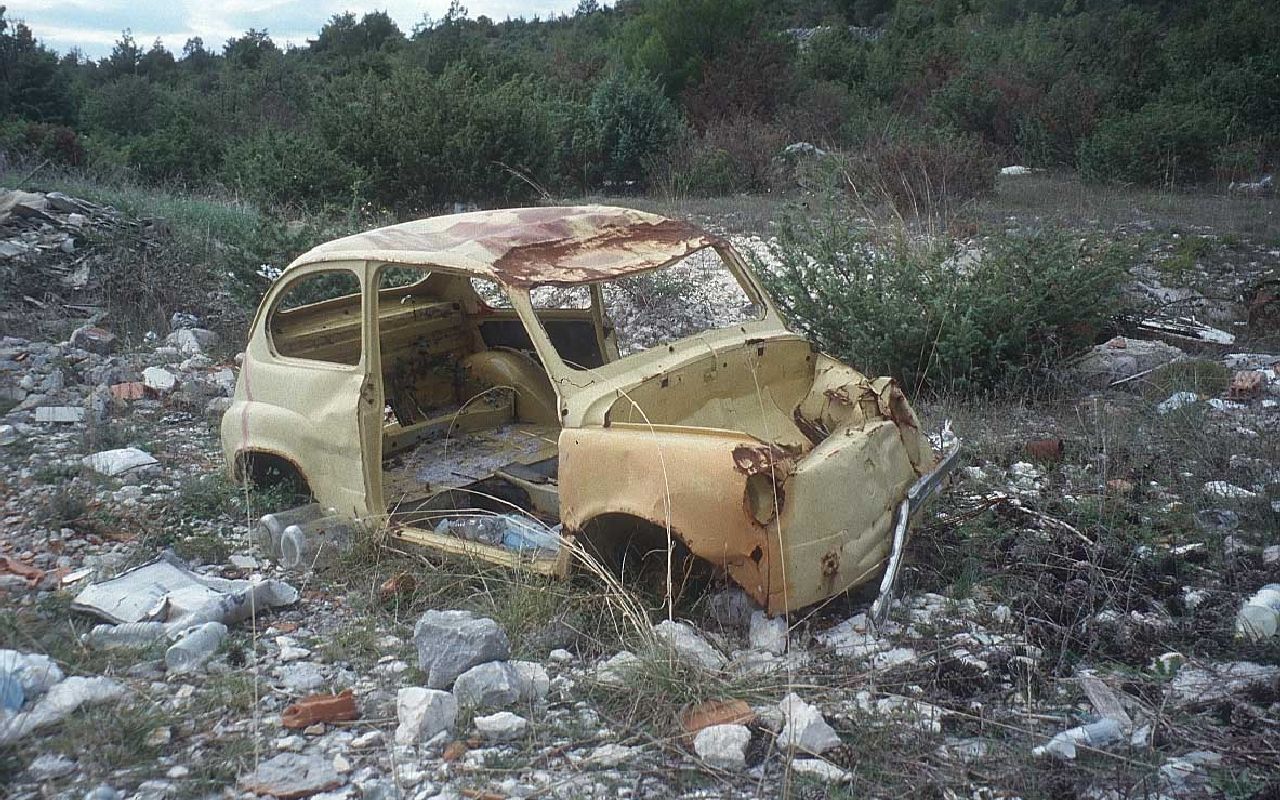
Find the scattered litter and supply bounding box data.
[165,621,227,673]
[1033,717,1123,759]
[0,675,127,745]
[283,689,359,729]
[1235,584,1280,641]
[1228,370,1264,399]
[73,552,298,629]
[1078,672,1133,730]
[1138,316,1235,346]
[1024,438,1065,462]
[82,447,158,476]
[1000,165,1033,176]
[1169,661,1280,704]
[1202,481,1257,500]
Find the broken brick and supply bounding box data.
[282,689,359,730]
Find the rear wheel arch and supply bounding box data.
[233,450,313,499]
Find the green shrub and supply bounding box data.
[1078,100,1235,186]
[0,120,85,166]
[757,208,1133,395]
[222,128,365,208]
[589,68,684,186]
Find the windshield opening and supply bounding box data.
[547,246,765,369]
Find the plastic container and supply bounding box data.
[279,517,356,570]
[164,622,227,674]
[435,516,503,545]
[86,622,169,650]
[1035,718,1123,759]
[1235,583,1280,641]
[0,669,22,713]
[501,520,561,553]
[255,504,328,557]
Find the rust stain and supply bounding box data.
[493,219,718,287]
[731,443,798,477]
[820,548,840,578]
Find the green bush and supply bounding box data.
[589,68,684,186]
[1078,100,1235,186]
[757,208,1133,395]
[222,128,365,208]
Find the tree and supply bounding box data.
[139,38,176,79]
[102,30,142,77]
[224,29,278,70]
[618,0,761,96]
[0,7,76,123]
[589,68,683,184]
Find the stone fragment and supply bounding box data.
[778,693,840,755]
[594,650,640,686]
[707,588,757,629]
[789,758,851,782]
[394,687,457,745]
[652,619,726,671]
[510,660,550,701]
[585,743,634,767]
[34,406,85,424]
[70,326,117,355]
[453,661,522,708]
[240,752,344,799]
[166,328,219,356]
[748,611,787,655]
[412,610,510,689]
[142,367,177,395]
[693,723,751,770]
[28,753,76,780]
[475,711,528,741]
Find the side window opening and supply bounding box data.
[268,269,362,366]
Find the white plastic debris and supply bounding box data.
[81,447,158,477]
[1157,392,1200,414]
[789,758,852,782]
[165,621,228,673]
[1000,165,1033,176]
[73,552,298,628]
[1033,718,1124,759]
[1235,584,1280,641]
[1203,481,1257,500]
[0,676,127,745]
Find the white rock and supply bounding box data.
[142,367,177,395]
[778,693,840,755]
[594,651,640,687]
[394,687,457,745]
[475,711,528,741]
[511,660,550,701]
[1000,165,1032,176]
[277,662,325,692]
[693,723,751,770]
[453,661,522,708]
[28,753,76,780]
[279,646,311,662]
[548,649,573,664]
[585,743,634,767]
[34,406,85,424]
[748,611,787,655]
[82,447,158,476]
[652,620,726,671]
[1157,392,1200,414]
[789,758,851,782]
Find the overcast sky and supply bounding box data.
[3,1,590,59]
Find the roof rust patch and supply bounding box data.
[493,218,715,287]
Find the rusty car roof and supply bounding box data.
[286,205,721,288]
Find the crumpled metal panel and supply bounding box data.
[288,206,719,288]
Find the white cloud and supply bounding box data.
[4,0,588,58]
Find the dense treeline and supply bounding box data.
[1,0,1275,210]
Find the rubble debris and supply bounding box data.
[141,366,176,395]
[1235,584,1280,641]
[240,752,344,799]
[33,406,84,423]
[1137,315,1235,348]
[27,753,76,780]
[0,556,44,587]
[1078,672,1133,730]
[69,325,117,355]
[452,661,530,708]
[1033,718,1124,759]
[694,723,751,770]
[1228,370,1265,399]
[1202,480,1257,500]
[679,698,755,740]
[82,447,158,477]
[788,758,852,782]
[395,687,458,744]
[282,689,359,729]
[853,691,944,733]
[413,609,511,689]
[73,552,298,628]
[778,693,840,755]
[1169,661,1280,705]
[748,610,788,655]
[652,619,727,671]
[1069,337,1184,387]
[474,711,528,741]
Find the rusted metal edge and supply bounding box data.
[868,434,963,631]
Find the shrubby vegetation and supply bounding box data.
[759,204,1134,394]
[0,0,1276,210]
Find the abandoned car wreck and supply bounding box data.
[221,205,959,614]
